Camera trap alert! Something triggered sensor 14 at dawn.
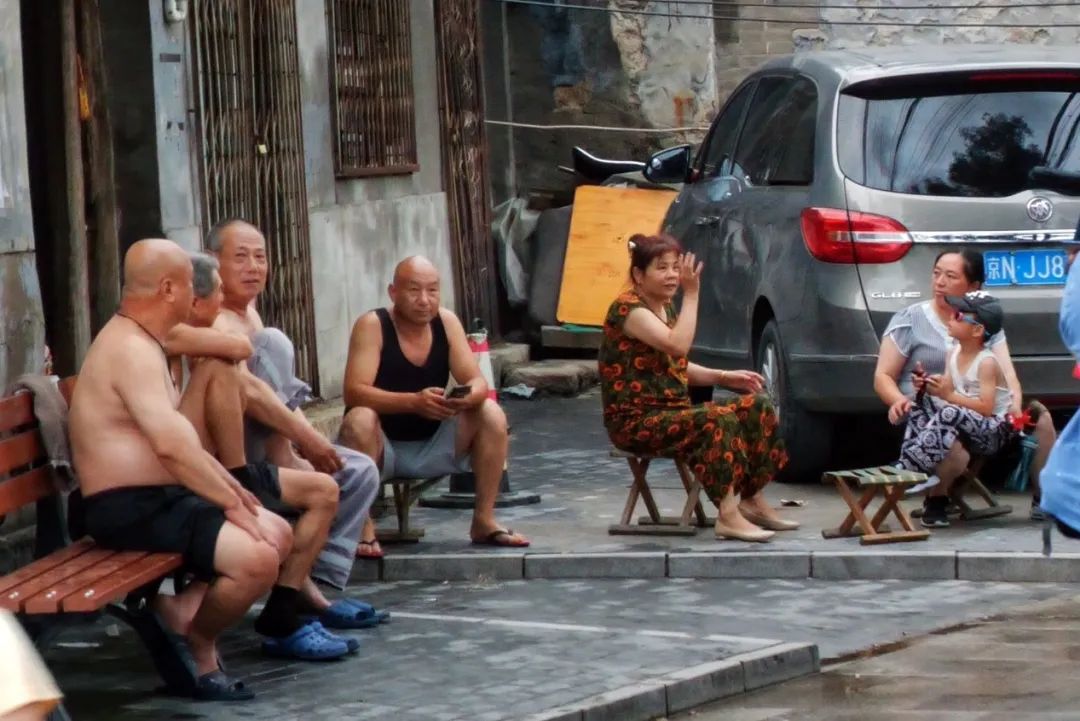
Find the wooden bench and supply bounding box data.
[821,465,931,545]
[0,376,199,696]
[372,477,443,543]
[608,449,715,536]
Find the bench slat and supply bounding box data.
[0,467,55,517]
[60,553,182,613]
[0,538,97,597]
[0,393,34,435]
[22,550,149,614]
[0,430,45,477]
[1,547,119,612]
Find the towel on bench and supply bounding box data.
[7,374,78,493]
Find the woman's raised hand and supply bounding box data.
[680,252,703,295]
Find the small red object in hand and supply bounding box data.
[1010,409,1035,433]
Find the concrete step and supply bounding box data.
[502,358,599,397]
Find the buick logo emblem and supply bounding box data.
[1027,196,1054,223]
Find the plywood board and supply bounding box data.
[556,185,678,326]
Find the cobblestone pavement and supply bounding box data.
[674,595,1080,720]
[50,579,1080,720]
[383,392,1059,556]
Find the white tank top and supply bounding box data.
[947,346,1012,417]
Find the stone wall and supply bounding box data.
[499,1,719,200]
[492,0,1077,200]
[820,3,1080,48]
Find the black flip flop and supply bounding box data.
[193,670,255,702]
[471,528,530,548]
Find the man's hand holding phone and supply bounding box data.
[414,387,456,421]
[444,383,477,412]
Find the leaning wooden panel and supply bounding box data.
[557,185,678,327]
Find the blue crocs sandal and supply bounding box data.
[261,621,350,661]
[318,598,390,630]
[308,620,360,654]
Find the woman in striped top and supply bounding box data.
[873,250,1056,527]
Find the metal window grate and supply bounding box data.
[191,0,321,393]
[327,0,419,177]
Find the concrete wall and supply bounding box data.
[296,0,453,398]
[148,0,200,251]
[0,2,46,389]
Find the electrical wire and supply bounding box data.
[591,0,1080,10]
[496,0,1080,27]
[485,119,710,132]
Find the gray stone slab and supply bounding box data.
[519,708,584,721]
[667,552,810,579]
[381,553,524,581]
[957,553,1080,582]
[524,552,667,579]
[811,551,956,581]
[577,681,668,721]
[349,559,383,582]
[740,642,820,691]
[663,658,745,715]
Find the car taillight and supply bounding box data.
[800,207,913,264]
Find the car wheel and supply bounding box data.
[756,320,833,483]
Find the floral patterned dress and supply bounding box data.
[598,290,788,503]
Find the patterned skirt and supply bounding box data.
[605,394,788,503]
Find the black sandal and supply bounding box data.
[193,670,255,702]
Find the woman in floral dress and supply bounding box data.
[599,233,794,542]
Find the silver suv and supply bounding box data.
[645,45,1080,480]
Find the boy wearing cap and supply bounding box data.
[895,291,1017,526]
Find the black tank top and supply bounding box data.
[373,308,451,441]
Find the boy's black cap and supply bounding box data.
[945,290,1004,336]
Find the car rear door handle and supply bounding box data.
[695,215,720,226]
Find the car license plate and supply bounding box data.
[983,249,1068,287]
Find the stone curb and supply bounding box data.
[517,642,819,721]
[353,550,1080,585]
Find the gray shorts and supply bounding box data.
[381,417,472,481]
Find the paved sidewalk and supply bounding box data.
[675,594,1080,720]
[50,579,1079,720]
[358,392,1061,563]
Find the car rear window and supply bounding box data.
[841,73,1080,197]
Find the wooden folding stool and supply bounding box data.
[822,466,931,545]
[607,449,715,536]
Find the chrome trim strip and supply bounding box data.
[910,230,1079,244]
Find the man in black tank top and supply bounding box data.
[338,256,530,549]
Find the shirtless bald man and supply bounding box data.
[339,256,530,549]
[70,240,340,702]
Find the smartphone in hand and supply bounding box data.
[447,385,470,399]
